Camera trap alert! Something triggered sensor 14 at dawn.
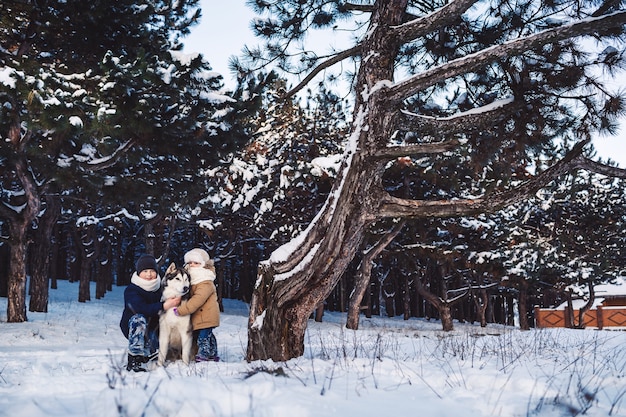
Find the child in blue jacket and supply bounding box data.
[120,254,180,372]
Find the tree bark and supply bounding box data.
[28,195,61,312]
[0,243,9,298]
[518,279,530,330]
[4,158,40,322]
[7,224,29,322]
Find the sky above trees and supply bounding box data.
[182,0,626,167]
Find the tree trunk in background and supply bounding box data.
[346,255,376,330]
[144,213,170,263]
[473,288,488,328]
[0,242,9,297]
[564,291,575,328]
[347,221,404,330]
[78,255,92,302]
[94,234,106,299]
[7,224,30,322]
[4,157,41,322]
[575,281,595,329]
[518,279,530,330]
[314,303,324,322]
[74,224,95,302]
[364,279,373,318]
[28,195,61,312]
[507,296,515,326]
[144,219,155,256]
[68,231,80,282]
[49,225,60,290]
[414,273,454,331]
[403,272,411,320]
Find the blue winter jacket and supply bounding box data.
[119,281,163,339]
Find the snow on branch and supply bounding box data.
[75,208,140,228]
[264,109,365,274]
[78,138,137,171]
[399,98,521,144]
[391,0,478,43]
[396,96,518,134]
[372,139,459,159]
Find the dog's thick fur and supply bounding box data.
[158,263,192,365]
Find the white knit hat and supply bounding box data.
[184,248,211,267]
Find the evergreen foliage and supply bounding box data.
[0,0,240,320]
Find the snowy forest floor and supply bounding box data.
[0,280,625,417]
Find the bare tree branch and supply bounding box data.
[344,2,375,13]
[285,44,362,98]
[391,0,479,43]
[395,97,525,138]
[377,139,626,219]
[572,156,626,178]
[372,139,460,159]
[384,11,626,104]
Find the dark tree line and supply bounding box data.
[0,0,246,321]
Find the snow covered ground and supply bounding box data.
[0,280,625,417]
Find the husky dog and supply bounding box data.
[158,263,192,366]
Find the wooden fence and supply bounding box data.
[534,306,626,329]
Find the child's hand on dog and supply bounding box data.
[163,296,181,310]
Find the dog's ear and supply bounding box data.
[166,262,177,275]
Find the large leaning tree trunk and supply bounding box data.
[246,0,626,361]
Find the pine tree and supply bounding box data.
[236,0,626,361]
[0,0,235,320]
[194,76,349,300]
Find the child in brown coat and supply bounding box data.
[174,248,220,361]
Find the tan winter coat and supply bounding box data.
[177,265,220,330]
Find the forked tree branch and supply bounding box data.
[394,97,524,139]
[78,138,137,171]
[285,44,362,98]
[377,140,626,219]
